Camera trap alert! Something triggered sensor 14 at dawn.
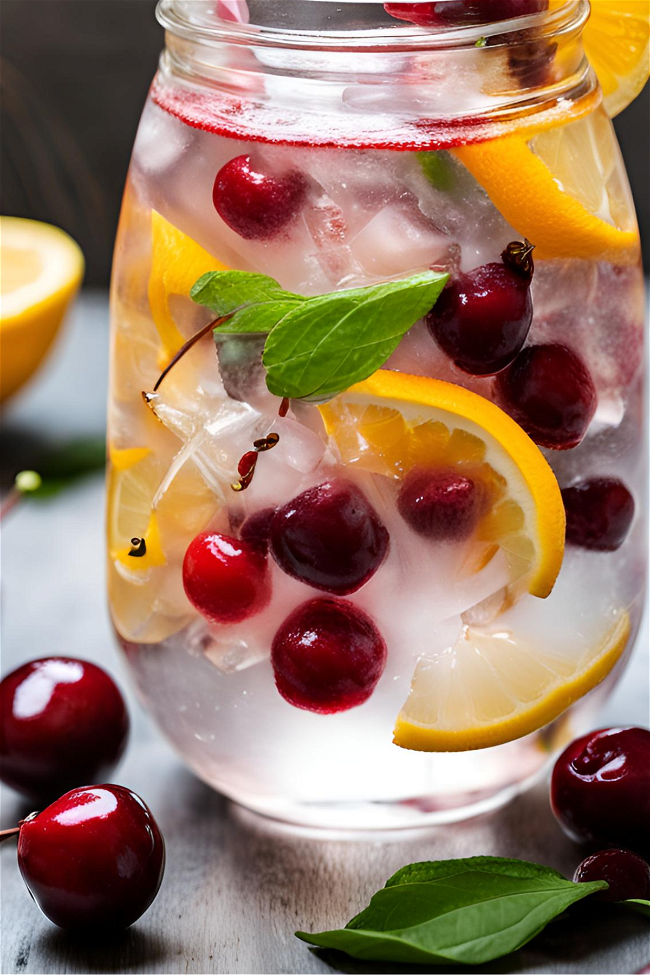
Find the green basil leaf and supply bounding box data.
[191,270,303,334]
[296,857,607,966]
[624,898,650,918]
[263,270,448,399]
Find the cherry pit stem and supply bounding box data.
[0,827,21,844]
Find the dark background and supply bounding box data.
[1,0,648,284]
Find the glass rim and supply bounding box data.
[156,0,589,53]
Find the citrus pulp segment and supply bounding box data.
[393,610,630,751]
[320,370,565,600]
[149,211,229,360]
[453,108,640,263]
[0,217,84,400]
[583,0,650,117]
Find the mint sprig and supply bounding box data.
[296,857,609,966]
[191,269,448,400]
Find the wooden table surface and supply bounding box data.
[1,292,648,975]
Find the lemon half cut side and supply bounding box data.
[0,217,84,400]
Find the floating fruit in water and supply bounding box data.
[183,531,271,624]
[213,155,307,240]
[272,598,387,713]
[270,479,389,596]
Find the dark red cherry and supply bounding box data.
[495,344,597,449]
[426,259,533,375]
[270,480,389,595]
[213,154,307,240]
[0,658,129,802]
[384,1,548,27]
[562,478,635,552]
[240,507,277,555]
[573,849,650,902]
[551,727,650,854]
[271,598,387,713]
[183,531,271,623]
[398,467,484,540]
[17,784,165,931]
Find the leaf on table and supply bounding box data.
[296,857,608,966]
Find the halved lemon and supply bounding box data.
[454,106,640,262]
[394,609,630,751]
[149,211,229,361]
[584,0,650,117]
[0,217,84,401]
[320,370,565,600]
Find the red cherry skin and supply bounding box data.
[562,478,635,552]
[384,1,548,27]
[240,507,277,555]
[0,658,129,802]
[270,479,389,595]
[551,727,650,854]
[183,531,271,624]
[397,467,484,540]
[272,598,387,713]
[495,343,597,449]
[213,154,307,240]
[427,263,533,375]
[17,784,165,932]
[573,848,650,902]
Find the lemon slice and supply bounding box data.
[583,0,650,117]
[149,211,229,361]
[453,106,640,262]
[107,443,220,642]
[394,610,630,751]
[0,217,83,400]
[320,370,565,599]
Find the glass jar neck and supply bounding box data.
[153,0,597,150]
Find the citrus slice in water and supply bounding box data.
[107,443,219,642]
[148,211,229,360]
[453,108,640,263]
[393,609,630,752]
[0,217,84,400]
[320,369,565,600]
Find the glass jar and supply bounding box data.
[108,0,646,829]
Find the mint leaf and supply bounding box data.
[191,270,303,334]
[624,898,650,918]
[190,268,448,400]
[263,270,447,399]
[296,857,607,966]
[417,151,455,191]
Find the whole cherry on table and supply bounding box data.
[1,784,165,932]
[0,656,129,801]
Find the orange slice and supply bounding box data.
[320,370,565,600]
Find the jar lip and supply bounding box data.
[156,0,588,53]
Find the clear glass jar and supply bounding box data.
[108,0,646,828]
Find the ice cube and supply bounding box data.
[350,204,448,278]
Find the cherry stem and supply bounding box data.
[0,827,21,844]
[502,238,535,279]
[152,306,249,393]
[0,488,21,522]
